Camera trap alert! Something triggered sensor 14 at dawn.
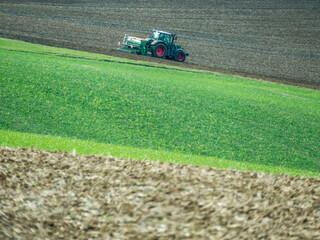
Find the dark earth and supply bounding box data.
[1,147,320,239]
[0,0,319,89]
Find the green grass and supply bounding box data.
[1,37,319,177]
[1,129,318,178]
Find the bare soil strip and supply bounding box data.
[1,147,319,239]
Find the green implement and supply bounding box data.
[117,30,189,62]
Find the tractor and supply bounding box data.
[117,30,189,62]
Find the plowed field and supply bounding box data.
[1,147,320,239]
[0,0,319,89]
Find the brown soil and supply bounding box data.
[1,147,320,239]
[0,0,319,89]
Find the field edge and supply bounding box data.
[2,36,311,90]
[1,129,318,179]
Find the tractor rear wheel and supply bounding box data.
[174,50,186,62]
[152,43,167,59]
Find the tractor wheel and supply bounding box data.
[152,43,167,59]
[174,50,186,62]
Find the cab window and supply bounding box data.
[159,33,170,43]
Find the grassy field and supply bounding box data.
[1,38,319,177]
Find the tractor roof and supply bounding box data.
[153,30,171,35]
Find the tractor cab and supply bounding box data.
[151,30,178,50]
[151,30,171,45]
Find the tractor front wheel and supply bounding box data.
[174,50,186,62]
[152,43,167,59]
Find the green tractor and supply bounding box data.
[117,30,189,62]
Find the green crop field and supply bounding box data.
[1,38,319,177]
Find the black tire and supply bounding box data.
[174,50,186,62]
[152,43,167,59]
